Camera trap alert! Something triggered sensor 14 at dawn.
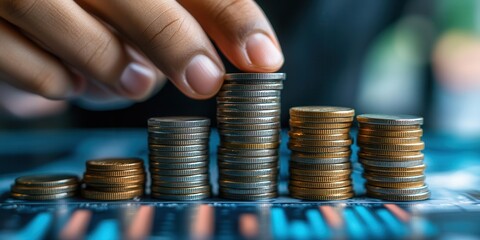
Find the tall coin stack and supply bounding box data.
[356,114,430,201]
[11,174,79,200]
[217,73,285,200]
[288,106,355,200]
[148,117,211,200]
[82,158,145,200]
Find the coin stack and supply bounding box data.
[148,117,211,200]
[81,158,145,200]
[288,106,355,200]
[356,114,430,201]
[217,73,285,200]
[11,174,79,200]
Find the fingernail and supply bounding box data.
[246,33,284,69]
[185,55,223,96]
[120,63,156,99]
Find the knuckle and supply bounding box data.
[82,34,113,70]
[213,0,251,25]
[144,8,189,51]
[0,0,39,19]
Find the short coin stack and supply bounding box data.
[217,73,285,200]
[288,106,355,200]
[11,174,79,200]
[356,114,430,201]
[82,158,145,200]
[148,117,211,200]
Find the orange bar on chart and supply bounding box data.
[319,206,343,229]
[239,214,259,238]
[126,205,155,239]
[59,210,92,240]
[191,204,214,239]
[384,204,410,222]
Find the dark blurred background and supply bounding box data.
[2,0,480,137]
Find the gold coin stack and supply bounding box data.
[288,106,355,200]
[356,114,430,201]
[11,174,79,200]
[81,158,145,200]
[217,73,285,200]
[148,117,211,200]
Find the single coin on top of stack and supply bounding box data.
[356,114,430,201]
[11,174,79,200]
[82,158,145,200]
[288,106,355,200]
[148,117,211,201]
[217,73,285,200]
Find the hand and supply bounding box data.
[0,0,284,106]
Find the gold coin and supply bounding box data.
[290,168,351,177]
[366,185,429,195]
[357,135,421,144]
[87,168,145,177]
[151,185,211,195]
[359,123,421,130]
[364,174,425,183]
[366,180,425,188]
[289,139,352,147]
[219,191,278,201]
[288,132,350,140]
[289,185,353,195]
[11,191,76,200]
[362,164,426,173]
[366,191,430,201]
[356,114,423,126]
[290,191,354,201]
[86,158,144,171]
[11,184,78,195]
[288,144,350,153]
[289,127,350,135]
[289,162,351,171]
[289,180,352,188]
[15,174,79,187]
[289,106,355,118]
[359,128,423,138]
[292,151,351,159]
[290,174,350,182]
[289,120,352,129]
[359,151,424,161]
[364,170,424,177]
[87,185,144,192]
[290,116,354,123]
[83,174,145,184]
[358,142,425,151]
[81,188,143,200]
[221,142,279,149]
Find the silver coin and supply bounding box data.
[149,154,209,162]
[366,184,429,195]
[218,161,277,170]
[359,159,424,168]
[219,129,280,137]
[148,132,210,140]
[218,147,278,157]
[151,174,208,182]
[148,138,209,145]
[220,168,277,177]
[220,186,277,195]
[217,109,280,118]
[151,192,210,201]
[150,167,208,176]
[149,144,208,152]
[218,155,278,163]
[219,180,275,189]
[217,116,280,124]
[217,96,280,103]
[290,157,351,164]
[218,122,280,130]
[221,83,283,91]
[288,143,351,153]
[219,174,278,182]
[150,161,208,169]
[151,185,211,195]
[147,126,210,133]
[218,103,281,111]
[356,114,423,126]
[217,90,281,98]
[224,73,286,80]
[152,180,209,188]
[220,135,280,143]
[219,191,278,200]
[364,174,425,183]
[148,116,210,127]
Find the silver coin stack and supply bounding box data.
[148,117,211,200]
[217,73,286,200]
[356,114,430,201]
